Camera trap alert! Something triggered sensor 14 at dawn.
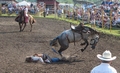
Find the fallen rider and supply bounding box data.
[25,53,78,64]
[25,53,61,64]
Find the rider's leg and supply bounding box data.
[25,13,29,23]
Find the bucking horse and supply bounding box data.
[50,23,100,57]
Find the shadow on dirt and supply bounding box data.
[0,31,19,34]
[24,59,84,65]
[48,60,85,65]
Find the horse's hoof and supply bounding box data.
[59,53,62,57]
[80,43,85,45]
[91,46,95,50]
[81,49,84,52]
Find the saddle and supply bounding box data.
[70,24,84,46]
[71,25,75,30]
[15,16,20,22]
[70,24,84,34]
[15,10,29,23]
[15,15,25,23]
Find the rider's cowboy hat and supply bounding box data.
[97,50,116,61]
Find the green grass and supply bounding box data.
[1,13,120,37]
[0,13,17,16]
[95,27,120,37]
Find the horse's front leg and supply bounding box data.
[81,39,89,52]
[20,23,24,31]
[21,23,24,27]
[80,42,86,45]
[19,23,22,32]
[22,23,26,31]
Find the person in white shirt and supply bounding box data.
[90,50,117,73]
[23,6,29,23]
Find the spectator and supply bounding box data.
[57,8,62,18]
[1,5,6,14]
[46,7,49,16]
[113,13,120,26]
[91,50,117,73]
[43,8,46,17]
[30,3,33,8]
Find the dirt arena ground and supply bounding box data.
[0,17,120,73]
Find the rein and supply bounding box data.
[71,30,85,46]
[72,30,76,46]
[70,48,81,56]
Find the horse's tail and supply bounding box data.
[32,19,36,24]
[50,37,59,47]
[29,14,36,24]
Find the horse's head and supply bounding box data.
[83,26,100,50]
[90,33,100,49]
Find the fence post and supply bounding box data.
[110,9,112,32]
[102,9,104,29]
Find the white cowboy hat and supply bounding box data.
[97,50,116,61]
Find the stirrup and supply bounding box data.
[51,48,59,54]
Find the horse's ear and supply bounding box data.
[96,31,100,37]
[79,22,84,27]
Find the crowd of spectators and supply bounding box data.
[1,0,120,28]
[1,2,40,15]
[56,0,120,28]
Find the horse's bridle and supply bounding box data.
[90,36,99,46]
[90,39,96,45]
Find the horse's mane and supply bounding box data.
[18,10,25,23]
[83,26,99,34]
[70,23,99,35]
[19,10,24,15]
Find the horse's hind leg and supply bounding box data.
[29,18,33,32]
[30,23,32,32]
[58,45,69,57]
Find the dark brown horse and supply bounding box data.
[15,10,36,32]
